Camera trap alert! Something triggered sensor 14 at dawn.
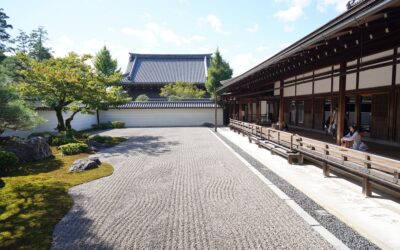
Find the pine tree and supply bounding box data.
[206,48,233,96]
[0,8,12,57]
[94,46,119,76]
[29,27,52,61]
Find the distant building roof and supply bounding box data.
[122,53,212,85]
[110,100,220,109]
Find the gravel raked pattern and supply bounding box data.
[51,127,334,249]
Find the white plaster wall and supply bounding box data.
[346,73,357,90]
[333,77,339,92]
[274,81,280,96]
[261,101,267,115]
[396,64,400,85]
[359,66,392,89]
[296,82,312,96]
[314,78,331,94]
[283,85,295,97]
[362,49,393,62]
[347,59,357,67]
[99,109,223,127]
[314,66,331,75]
[2,110,97,137]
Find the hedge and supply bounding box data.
[59,143,89,155]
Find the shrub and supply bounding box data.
[0,150,19,173]
[91,123,113,130]
[50,136,77,146]
[59,143,89,155]
[111,121,125,128]
[135,94,149,102]
[89,135,112,144]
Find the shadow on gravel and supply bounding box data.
[52,194,112,250]
[95,135,180,158]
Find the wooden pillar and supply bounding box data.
[279,80,284,130]
[248,100,253,122]
[256,99,261,124]
[388,48,397,140]
[337,63,347,145]
[355,95,361,126]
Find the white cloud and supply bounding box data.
[256,45,269,52]
[199,14,231,35]
[284,25,295,32]
[247,23,259,33]
[122,22,205,46]
[230,53,260,77]
[316,0,348,12]
[274,0,311,22]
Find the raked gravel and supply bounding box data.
[216,129,379,250]
[52,127,334,249]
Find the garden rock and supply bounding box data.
[69,158,101,173]
[3,137,52,162]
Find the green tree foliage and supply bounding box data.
[0,8,12,59]
[206,49,233,96]
[28,27,52,61]
[160,81,205,101]
[12,30,30,53]
[18,53,131,131]
[135,94,149,102]
[0,82,43,135]
[94,46,119,76]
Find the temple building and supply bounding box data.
[121,53,212,100]
[217,0,400,155]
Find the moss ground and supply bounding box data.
[0,147,113,249]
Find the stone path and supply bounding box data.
[52,127,333,249]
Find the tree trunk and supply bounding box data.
[65,110,80,131]
[55,107,66,132]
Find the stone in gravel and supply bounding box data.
[69,158,101,173]
[3,137,52,162]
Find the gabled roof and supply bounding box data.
[122,53,212,85]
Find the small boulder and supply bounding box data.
[69,158,101,173]
[3,137,52,162]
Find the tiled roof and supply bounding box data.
[110,100,220,109]
[122,53,212,84]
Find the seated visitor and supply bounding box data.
[341,125,368,151]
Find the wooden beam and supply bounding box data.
[279,80,285,130]
[337,62,347,145]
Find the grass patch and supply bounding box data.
[0,147,113,249]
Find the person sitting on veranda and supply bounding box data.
[341,124,368,151]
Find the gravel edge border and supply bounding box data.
[214,130,380,250]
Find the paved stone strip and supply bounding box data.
[215,129,379,250]
[52,127,334,249]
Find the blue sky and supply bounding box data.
[3,0,348,76]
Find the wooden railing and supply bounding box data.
[229,118,400,197]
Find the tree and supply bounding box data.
[94,46,119,76]
[18,53,131,131]
[28,27,52,61]
[0,8,12,58]
[12,30,30,54]
[135,94,149,102]
[160,81,205,101]
[206,48,233,96]
[0,82,43,135]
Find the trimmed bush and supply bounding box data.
[50,136,77,146]
[0,150,19,173]
[111,121,125,128]
[135,94,149,102]
[91,123,113,130]
[59,143,89,155]
[89,135,115,144]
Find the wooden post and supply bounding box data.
[388,48,397,141]
[279,80,284,130]
[239,100,243,121]
[256,99,261,124]
[362,177,372,197]
[249,100,253,123]
[337,63,346,145]
[355,95,361,127]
